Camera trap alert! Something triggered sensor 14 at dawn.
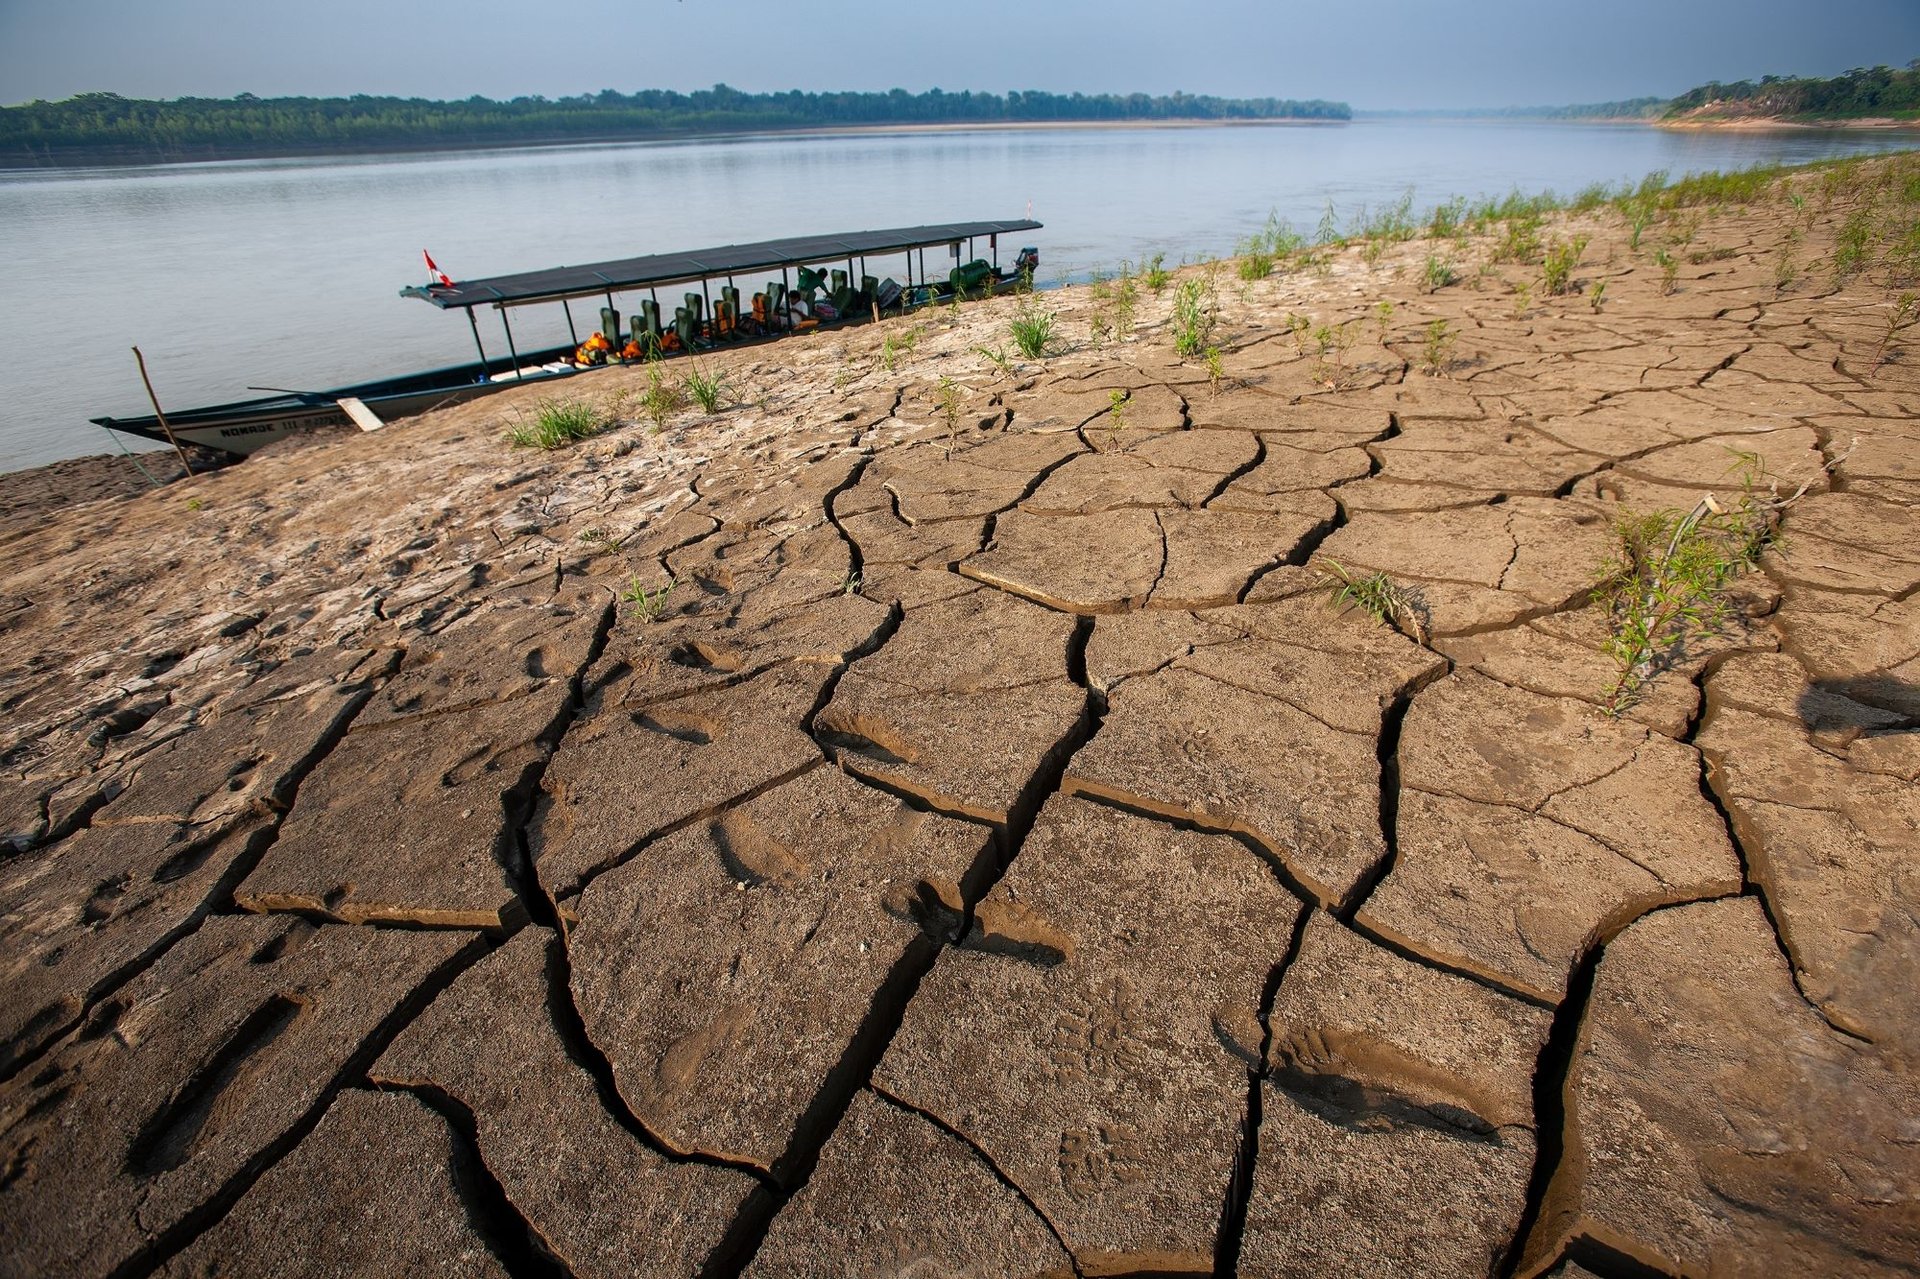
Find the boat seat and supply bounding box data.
[674,306,700,350]
[600,306,621,344]
[629,315,661,358]
[638,298,664,341]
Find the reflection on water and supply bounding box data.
[1,120,1912,468]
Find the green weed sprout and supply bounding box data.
[1172,274,1218,358]
[1542,235,1589,296]
[1421,319,1457,376]
[621,575,676,622]
[508,397,605,449]
[681,364,727,414]
[1318,559,1428,645]
[1009,297,1056,359]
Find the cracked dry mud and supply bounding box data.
[3,155,1918,1278]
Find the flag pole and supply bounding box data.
[131,346,195,480]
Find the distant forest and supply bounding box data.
[1665,62,1920,120]
[1360,98,1667,121]
[0,85,1351,165]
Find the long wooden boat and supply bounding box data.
[93,219,1042,459]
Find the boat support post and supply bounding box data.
[561,298,579,347]
[498,304,523,378]
[465,307,490,369]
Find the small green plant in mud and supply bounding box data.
[1654,247,1680,295]
[936,375,965,460]
[622,575,676,622]
[1831,208,1875,284]
[1204,345,1225,392]
[578,525,623,555]
[880,324,923,372]
[1009,297,1056,359]
[1089,261,1140,341]
[1107,388,1129,429]
[1143,253,1170,292]
[1592,501,1757,715]
[1172,273,1219,358]
[1588,279,1608,312]
[1427,195,1468,239]
[1373,301,1396,342]
[839,571,863,595]
[184,496,204,512]
[1419,254,1457,294]
[1420,319,1457,376]
[639,364,687,433]
[681,364,728,414]
[976,343,1016,377]
[1593,444,1850,713]
[1491,215,1545,265]
[508,396,605,449]
[1774,241,1800,293]
[1870,292,1919,375]
[1541,235,1589,296]
[1511,281,1532,319]
[1317,559,1429,645]
[1309,320,1355,386]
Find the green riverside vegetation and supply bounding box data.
[0,86,1350,165]
[1665,61,1920,121]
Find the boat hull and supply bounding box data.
[91,346,580,457]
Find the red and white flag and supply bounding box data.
[423,250,454,288]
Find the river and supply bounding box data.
[2,119,1913,470]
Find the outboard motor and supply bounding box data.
[1014,246,1040,277]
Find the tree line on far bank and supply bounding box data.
[0,85,1351,164]
[1665,62,1920,120]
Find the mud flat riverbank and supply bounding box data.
[2,153,1916,1277]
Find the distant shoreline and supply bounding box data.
[1657,115,1920,132]
[0,116,1348,171]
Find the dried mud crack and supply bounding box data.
[4,152,1920,1277]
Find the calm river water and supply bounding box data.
[2,119,1914,469]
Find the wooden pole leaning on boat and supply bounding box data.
[130,346,195,479]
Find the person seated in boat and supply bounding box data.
[619,335,645,362]
[575,330,612,366]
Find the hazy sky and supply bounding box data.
[3,0,1916,111]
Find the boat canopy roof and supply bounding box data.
[401,218,1043,310]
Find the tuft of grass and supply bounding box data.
[880,324,922,372]
[1318,558,1428,645]
[621,574,676,622]
[639,364,687,432]
[1511,280,1533,318]
[1171,272,1219,358]
[1107,388,1128,429]
[976,343,1016,377]
[1421,319,1457,376]
[508,397,606,449]
[1419,254,1456,294]
[1143,254,1170,292]
[1009,297,1056,359]
[1373,300,1396,342]
[1542,235,1589,296]
[681,364,727,414]
[1588,279,1608,312]
[1205,345,1225,392]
